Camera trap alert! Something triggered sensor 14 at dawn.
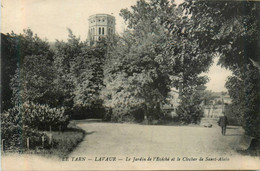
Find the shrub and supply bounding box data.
[224,104,242,126]
[176,93,204,124]
[23,102,69,130]
[72,106,105,120]
[1,120,50,151]
[1,101,70,151]
[109,108,145,123]
[2,101,70,131]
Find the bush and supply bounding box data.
[176,93,204,124]
[1,123,50,151]
[1,101,70,151]
[224,104,242,126]
[23,102,69,130]
[2,101,70,131]
[72,106,105,120]
[226,66,260,138]
[109,107,145,123]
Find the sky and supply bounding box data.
[203,58,232,92]
[1,0,232,92]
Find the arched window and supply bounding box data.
[99,27,101,35]
[102,27,104,35]
[108,28,110,35]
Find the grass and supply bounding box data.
[3,122,86,158]
[45,125,86,158]
[40,122,85,158]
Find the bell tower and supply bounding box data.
[87,14,116,43]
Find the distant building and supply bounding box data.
[203,93,232,118]
[87,14,116,43]
[213,94,232,105]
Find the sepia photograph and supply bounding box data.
[1,0,260,170]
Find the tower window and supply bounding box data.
[102,27,104,35]
[99,27,101,35]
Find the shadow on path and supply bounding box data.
[73,119,103,124]
[225,134,244,136]
[85,131,96,135]
[227,127,240,129]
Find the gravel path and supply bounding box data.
[2,121,259,170]
[70,122,245,157]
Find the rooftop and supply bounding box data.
[89,13,115,18]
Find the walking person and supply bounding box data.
[218,113,229,136]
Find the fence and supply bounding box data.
[1,126,55,153]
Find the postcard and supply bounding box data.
[1,0,259,170]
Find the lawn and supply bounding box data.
[2,121,86,158]
[39,121,85,157]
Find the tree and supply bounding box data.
[102,31,170,121]
[72,39,107,116]
[2,29,53,110]
[225,66,260,135]
[53,29,83,110]
[53,29,107,118]
[102,0,212,122]
[200,90,217,105]
[176,90,204,124]
[11,55,56,106]
[1,33,18,111]
[9,29,53,63]
[182,1,260,137]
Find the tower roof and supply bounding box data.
[88,13,115,20]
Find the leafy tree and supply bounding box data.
[2,29,53,111]
[200,90,217,105]
[225,66,260,136]
[182,0,260,137]
[9,29,53,63]
[72,40,107,114]
[176,90,204,124]
[1,34,18,111]
[53,30,107,118]
[11,55,56,106]
[53,29,83,110]
[102,30,170,121]
[102,0,212,122]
